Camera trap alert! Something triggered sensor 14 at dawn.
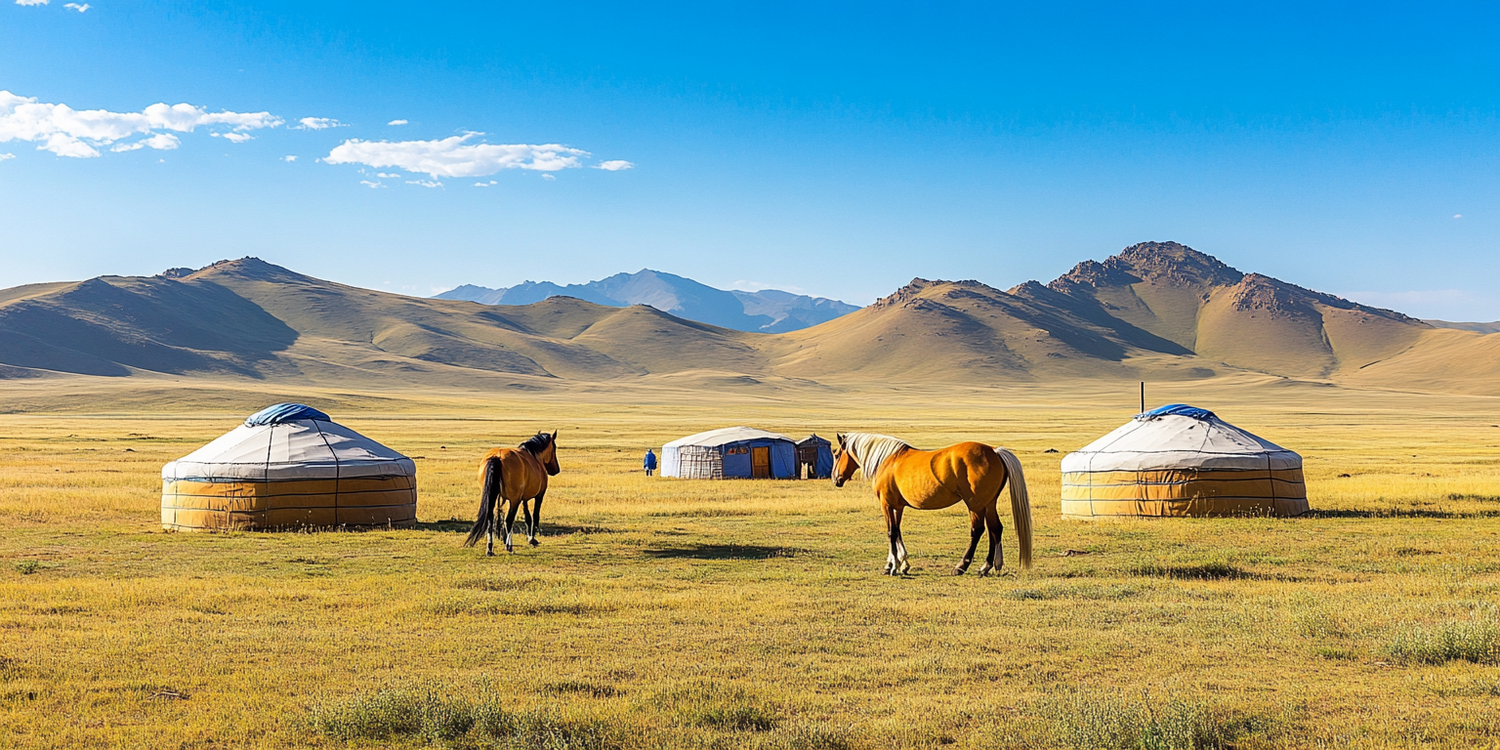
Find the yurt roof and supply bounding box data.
[797,434,831,446]
[1061,404,1300,473]
[163,404,414,482]
[245,402,330,426]
[664,426,795,449]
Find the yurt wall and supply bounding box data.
[161,404,418,531]
[1061,404,1308,518]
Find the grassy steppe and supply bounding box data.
[3,377,1500,749]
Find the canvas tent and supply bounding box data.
[1060,404,1308,518]
[661,426,798,479]
[796,434,835,479]
[161,403,417,531]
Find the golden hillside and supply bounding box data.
[1,247,1495,396]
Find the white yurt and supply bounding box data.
[1060,404,1308,518]
[661,427,799,479]
[161,403,417,531]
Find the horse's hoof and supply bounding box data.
[485,550,494,557]
[977,565,993,577]
[952,566,968,576]
[529,538,540,547]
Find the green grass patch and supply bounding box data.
[655,682,781,732]
[1034,688,1272,749]
[13,561,40,575]
[306,685,628,749]
[1383,614,1500,665]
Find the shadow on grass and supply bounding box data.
[413,519,615,535]
[1130,561,1256,580]
[414,519,471,533]
[644,544,806,560]
[543,523,616,536]
[1309,509,1500,520]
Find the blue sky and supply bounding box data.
[2,1,1497,319]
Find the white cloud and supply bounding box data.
[474,180,497,187]
[213,132,254,143]
[42,134,99,158]
[1454,214,1463,219]
[110,133,180,152]
[15,0,48,6]
[406,179,442,188]
[282,155,297,162]
[541,174,555,181]
[63,1,87,10]
[376,172,400,178]
[325,134,589,179]
[296,117,345,130]
[0,153,14,162]
[359,180,385,189]
[595,160,634,171]
[387,119,408,126]
[0,90,282,158]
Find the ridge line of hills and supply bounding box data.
[1,241,1496,396]
[434,269,859,333]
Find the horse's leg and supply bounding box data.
[485,498,497,557]
[528,492,544,547]
[519,499,534,542]
[882,501,900,575]
[892,504,910,575]
[978,503,1003,576]
[502,498,524,553]
[955,509,985,576]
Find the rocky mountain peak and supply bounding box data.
[871,278,939,310]
[1050,241,1244,293]
[1112,241,1244,287]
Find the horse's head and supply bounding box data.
[541,430,560,476]
[833,432,859,488]
[521,430,561,476]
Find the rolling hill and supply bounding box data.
[1,243,1496,395]
[435,269,859,333]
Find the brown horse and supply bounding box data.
[834,432,1032,576]
[463,431,560,555]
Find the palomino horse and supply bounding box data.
[834,432,1032,576]
[463,431,560,555]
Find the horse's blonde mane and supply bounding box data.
[841,432,910,482]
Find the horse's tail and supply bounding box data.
[463,456,503,547]
[995,448,1033,569]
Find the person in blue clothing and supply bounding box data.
[643,448,657,477]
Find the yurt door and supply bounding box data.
[752,447,771,478]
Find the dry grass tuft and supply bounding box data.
[1033,688,1276,749]
[1383,608,1500,665]
[307,684,631,749]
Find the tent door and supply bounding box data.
[752,447,771,478]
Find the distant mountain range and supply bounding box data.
[435,269,859,333]
[2,242,1496,395]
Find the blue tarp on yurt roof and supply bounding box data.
[244,403,331,427]
[1136,404,1216,421]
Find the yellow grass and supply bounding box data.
[3,376,1500,748]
